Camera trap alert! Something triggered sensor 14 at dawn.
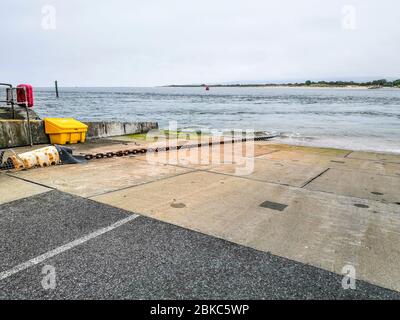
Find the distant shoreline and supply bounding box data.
[165,79,400,89]
[164,85,400,90]
[164,85,378,90]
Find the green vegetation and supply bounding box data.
[126,133,152,140]
[298,79,400,88]
[166,79,400,88]
[127,129,207,141]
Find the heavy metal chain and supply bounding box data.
[83,135,276,161]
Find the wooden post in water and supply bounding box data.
[55,80,59,98]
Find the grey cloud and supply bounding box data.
[0,0,399,86]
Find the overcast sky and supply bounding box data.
[1,0,399,86]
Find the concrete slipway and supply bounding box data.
[1,138,400,299]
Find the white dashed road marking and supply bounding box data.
[0,214,139,281]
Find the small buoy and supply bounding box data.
[205,86,210,91]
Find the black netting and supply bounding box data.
[0,150,17,170]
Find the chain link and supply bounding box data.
[83,135,276,161]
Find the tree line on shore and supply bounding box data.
[167,79,400,88]
[301,79,400,87]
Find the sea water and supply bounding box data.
[34,86,400,153]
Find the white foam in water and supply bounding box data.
[34,87,400,154]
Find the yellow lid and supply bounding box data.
[44,118,88,134]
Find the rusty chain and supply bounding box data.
[83,135,277,161]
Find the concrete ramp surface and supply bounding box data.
[2,142,400,299]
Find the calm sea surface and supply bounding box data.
[34,87,400,153]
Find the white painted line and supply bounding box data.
[0,214,139,281]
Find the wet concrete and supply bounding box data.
[257,151,400,177]
[347,151,400,163]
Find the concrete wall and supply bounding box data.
[86,121,158,139]
[0,106,41,120]
[0,120,158,149]
[0,120,49,148]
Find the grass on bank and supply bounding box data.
[127,130,208,141]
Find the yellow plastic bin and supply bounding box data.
[44,118,88,144]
